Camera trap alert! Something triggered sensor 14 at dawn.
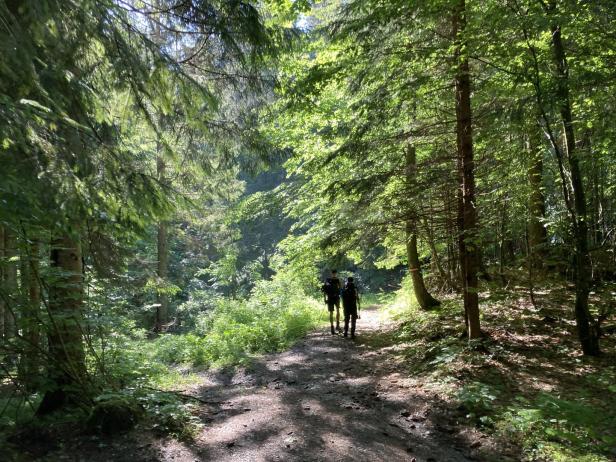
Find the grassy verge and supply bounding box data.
[361,291,396,307]
[382,275,616,461]
[147,296,326,369]
[99,276,328,388]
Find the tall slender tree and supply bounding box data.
[546,10,598,355]
[18,238,41,390]
[406,144,440,309]
[452,0,480,338]
[156,155,169,331]
[38,232,86,414]
[3,228,17,339]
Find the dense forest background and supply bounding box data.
[1,1,615,461]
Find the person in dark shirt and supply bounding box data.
[342,277,360,339]
[322,269,342,335]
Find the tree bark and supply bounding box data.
[550,22,599,355]
[406,223,441,309]
[583,132,601,250]
[453,0,480,339]
[405,144,440,309]
[526,127,547,268]
[4,228,17,339]
[156,155,169,331]
[0,226,4,340]
[37,232,86,414]
[498,197,508,284]
[444,186,459,290]
[422,215,455,291]
[19,240,41,390]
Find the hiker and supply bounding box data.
[322,269,342,335]
[342,277,360,339]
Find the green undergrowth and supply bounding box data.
[86,276,327,435]
[100,276,327,388]
[0,276,328,455]
[148,297,324,368]
[148,280,326,369]
[383,275,616,462]
[86,388,204,440]
[111,277,326,438]
[361,291,395,307]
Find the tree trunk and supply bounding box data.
[422,216,455,291]
[499,197,508,285]
[583,131,601,251]
[526,127,547,268]
[156,155,169,331]
[4,228,17,339]
[406,223,441,309]
[550,23,599,355]
[453,0,480,339]
[0,226,4,340]
[444,186,459,290]
[405,144,440,309]
[157,221,169,329]
[37,233,86,414]
[19,240,41,390]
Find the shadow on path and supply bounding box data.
[164,306,487,462]
[27,306,519,462]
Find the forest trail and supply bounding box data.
[154,306,476,462]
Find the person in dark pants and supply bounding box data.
[342,277,360,339]
[322,269,342,334]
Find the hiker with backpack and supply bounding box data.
[342,277,360,339]
[322,269,342,335]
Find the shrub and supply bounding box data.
[139,392,203,440]
[87,393,143,435]
[149,275,327,368]
[497,393,616,461]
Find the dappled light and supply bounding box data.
[1,1,616,461]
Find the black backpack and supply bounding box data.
[321,279,338,298]
[342,283,356,303]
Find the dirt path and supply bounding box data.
[28,306,487,462]
[152,306,477,462]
